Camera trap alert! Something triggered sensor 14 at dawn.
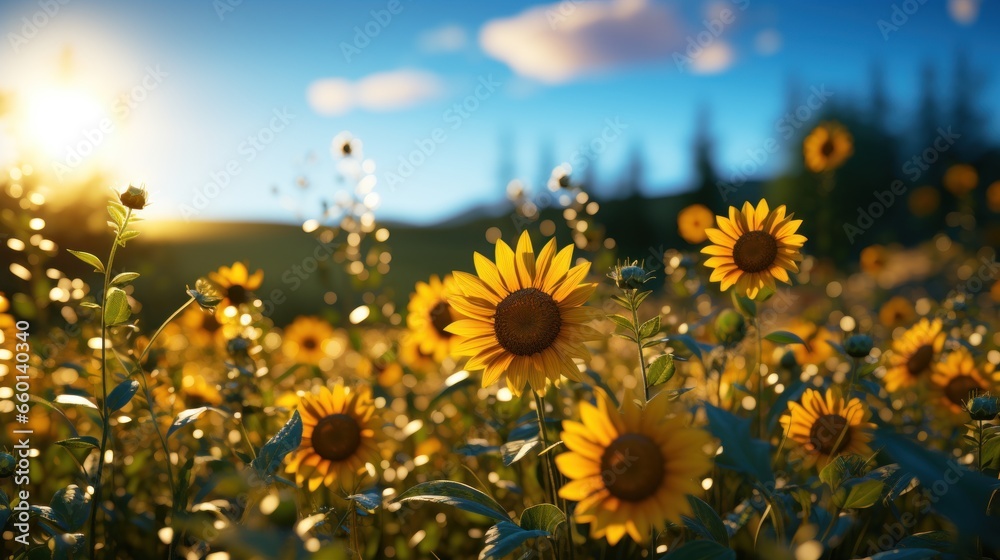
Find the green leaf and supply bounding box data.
[108,204,126,228]
[607,314,633,331]
[394,480,512,522]
[731,291,756,318]
[110,272,140,285]
[839,479,884,509]
[348,488,382,515]
[681,495,729,545]
[633,290,652,307]
[104,287,131,325]
[56,436,100,451]
[819,455,866,491]
[501,437,541,467]
[480,521,549,560]
[167,406,230,438]
[764,330,810,350]
[866,549,942,559]
[54,394,98,409]
[80,302,101,309]
[646,354,676,387]
[67,250,105,273]
[875,428,1000,547]
[895,531,956,553]
[51,533,87,560]
[703,403,773,484]
[107,379,139,412]
[666,334,704,360]
[117,229,141,246]
[519,503,565,534]
[661,539,736,560]
[639,316,661,339]
[251,410,303,482]
[50,485,91,531]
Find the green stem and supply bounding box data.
[91,207,132,558]
[533,391,564,558]
[847,357,860,399]
[238,415,258,461]
[754,319,764,440]
[628,291,649,402]
[133,298,195,369]
[126,297,192,559]
[978,420,984,473]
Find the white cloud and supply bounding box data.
[479,0,683,83]
[418,24,468,53]
[307,69,444,116]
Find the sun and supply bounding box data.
[21,85,107,158]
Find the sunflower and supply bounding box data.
[446,230,600,395]
[882,318,946,392]
[701,200,806,299]
[406,274,462,362]
[780,387,874,468]
[943,164,978,196]
[860,245,887,275]
[208,262,264,310]
[987,181,1000,213]
[909,186,940,217]
[677,204,714,244]
[803,121,853,173]
[357,355,404,387]
[282,316,337,366]
[879,296,916,328]
[931,349,990,414]
[179,372,223,407]
[778,320,836,367]
[286,384,382,492]
[399,334,437,374]
[556,390,712,545]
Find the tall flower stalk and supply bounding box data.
[69,184,147,557]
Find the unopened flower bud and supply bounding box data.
[714,309,746,347]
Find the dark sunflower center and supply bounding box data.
[944,375,983,406]
[820,139,836,157]
[732,231,779,273]
[600,434,665,502]
[312,413,362,462]
[301,337,318,351]
[808,414,851,455]
[429,301,454,337]
[493,288,562,356]
[906,345,934,376]
[226,284,249,305]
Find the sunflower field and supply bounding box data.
[3,118,1000,560]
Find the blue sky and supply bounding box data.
[1,0,997,224]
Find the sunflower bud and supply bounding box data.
[610,263,649,290]
[0,451,15,478]
[227,336,251,358]
[967,395,1000,421]
[843,334,874,358]
[187,278,223,311]
[714,309,746,347]
[119,183,148,210]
